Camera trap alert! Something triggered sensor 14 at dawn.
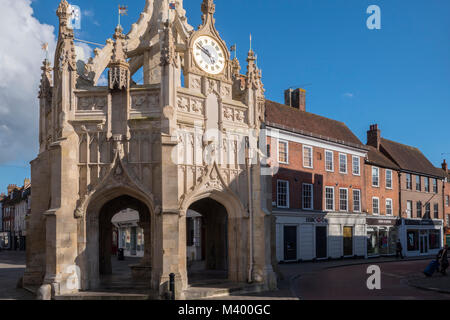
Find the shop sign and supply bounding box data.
[404,219,442,226]
[366,218,398,226]
[305,217,328,224]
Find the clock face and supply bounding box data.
[193,36,225,75]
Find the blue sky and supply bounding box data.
[0,0,449,192]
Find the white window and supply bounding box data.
[386,199,393,215]
[446,195,450,207]
[325,150,334,172]
[278,140,288,164]
[325,187,334,211]
[372,197,380,215]
[339,153,347,174]
[353,189,361,212]
[303,146,313,168]
[386,169,393,189]
[302,183,313,210]
[352,156,360,176]
[277,180,289,208]
[339,188,348,211]
[406,200,412,218]
[372,166,379,187]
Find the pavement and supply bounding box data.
[1,250,449,300]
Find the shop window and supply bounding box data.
[367,228,379,256]
[429,230,441,250]
[407,230,419,251]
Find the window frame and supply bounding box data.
[302,145,313,169]
[386,198,393,216]
[385,169,393,189]
[433,203,439,219]
[339,153,348,174]
[276,180,289,209]
[277,139,289,164]
[372,166,380,187]
[353,189,361,213]
[339,188,348,212]
[406,174,412,190]
[372,197,380,215]
[352,156,360,176]
[325,150,334,172]
[416,201,422,218]
[302,183,314,210]
[325,186,335,211]
[406,200,412,219]
[424,177,430,192]
[415,175,421,192]
[432,179,438,193]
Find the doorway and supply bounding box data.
[186,198,228,284]
[420,230,428,254]
[316,226,327,259]
[343,226,353,257]
[284,226,297,261]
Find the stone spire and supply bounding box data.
[201,0,216,24]
[108,26,130,90]
[246,49,263,92]
[38,60,53,100]
[55,0,76,71]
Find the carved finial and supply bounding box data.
[39,60,53,99]
[231,57,241,79]
[201,0,215,24]
[56,0,70,21]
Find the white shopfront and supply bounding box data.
[275,211,328,262]
[326,212,366,259]
[275,211,366,262]
[398,218,444,257]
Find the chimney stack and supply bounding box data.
[442,160,448,172]
[284,88,306,111]
[367,124,381,150]
[7,184,17,196]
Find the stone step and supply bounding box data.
[184,282,267,300]
[54,291,157,300]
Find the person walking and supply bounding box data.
[437,244,449,275]
[396,239,404,259]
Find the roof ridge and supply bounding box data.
[266,100,348,126]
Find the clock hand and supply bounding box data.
[196,44,212,58]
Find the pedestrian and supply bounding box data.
[396,239,404,259]
[437,244,449,276]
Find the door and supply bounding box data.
[284,226,297,261]
[316,226,327,259]
[420,231,428,254]
[343,226,353,256]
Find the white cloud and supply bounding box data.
[0,0,56,164]
[343,93,354,98]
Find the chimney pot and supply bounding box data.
[442,160,448,172]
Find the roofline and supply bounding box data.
[398,168,445,179]
[364,159,399,171]
[266,121,369,152]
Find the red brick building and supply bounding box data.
[266,89,369,261]
[441,160,450,245]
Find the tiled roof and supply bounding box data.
[365,145,399,170]
[265,100,366,149]
[380,138,443,177]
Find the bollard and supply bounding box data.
[169,273,175,300]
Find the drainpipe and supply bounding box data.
[246,136,254,283]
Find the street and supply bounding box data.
[1,251,449,300]
[294,259,450,300]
